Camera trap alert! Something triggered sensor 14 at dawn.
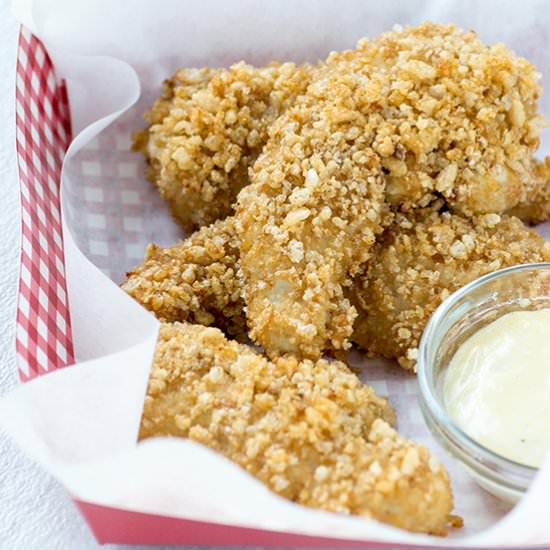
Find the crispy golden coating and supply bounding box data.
[360,23,546,215]
[135,22,547,231]
[140,322,457,535]
[121,218,246,338]
[134,62,314,230]
[235,21,548,360]
[352,210,550,370]
[506,157,550,224]
[236,54,389,360]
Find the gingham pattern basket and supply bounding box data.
[15,27,74,382]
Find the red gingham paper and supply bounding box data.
[15,27,74,382]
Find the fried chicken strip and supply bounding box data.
[361,23,546,216]
[352,210,550,371]
[140,322,457,535]
[121,217,246,339]
[133,62,314,230]
[236,53,389,360]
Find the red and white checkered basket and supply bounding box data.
[15,25,402,548]
[15,27,74,383]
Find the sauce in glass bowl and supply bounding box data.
[444,308,550,469]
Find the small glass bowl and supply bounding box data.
[417,262,550,503]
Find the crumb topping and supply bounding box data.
[134,62,315,229]
[140,322,455,534]
[352,210,550,369]
[122,218,246,338]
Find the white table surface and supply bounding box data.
[0,1,548,549]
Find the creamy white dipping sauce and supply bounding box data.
[444,309,550,468]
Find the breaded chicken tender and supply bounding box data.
[361,23,546,216]
[134,62,314,230]
[140,322,457,535]
[352,209,550,370]
[236,56,389,360]
[121,218,246,338]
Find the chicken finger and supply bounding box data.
[134,62,314,230]
[362,23,545,216]
[236,52,389,360]
[140,322,457,535]
[121,217,246,339]
[352,209,550,370]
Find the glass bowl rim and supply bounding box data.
[417,262,550,488]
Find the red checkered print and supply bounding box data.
[15,27,74,382]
